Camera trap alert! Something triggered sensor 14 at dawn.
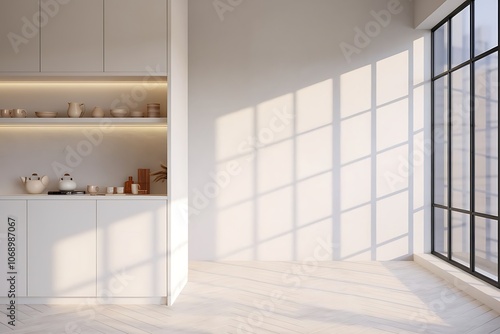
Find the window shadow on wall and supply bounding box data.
[200,36,431,261]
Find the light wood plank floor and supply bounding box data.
[1,261,499,333]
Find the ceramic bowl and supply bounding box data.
[110,108,129,117]
[35,111,58,118]
[130,111,144,117]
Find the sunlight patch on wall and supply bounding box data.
[296,172,333,228]
[376,51,409,105]
[340,204,372,260]
[377,145,409,198]
[256,233,295,260]
[257,93,294,142]
[215,156,254,208]
[413,37,425,86]
[257,187,294,260]
[215,107,254,162]
[257,140,293,194]
[296,126,332,180]
[341,158,371,211]
[377,193,409,242]
[413,131,425,210]
[376,191,409,260]
[340,65,372,118]
[376,99,409,151]
[296,79,333,133]
[295,218,333,260]
[341,112,371,164]
[413,85,425,131]
[216,201,254,260]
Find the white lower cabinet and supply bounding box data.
[0,201,27,297]
[27,200,96,297]
[97,200,167,297]
[7,198,167,300]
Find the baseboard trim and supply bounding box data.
[414,254,500,314]
[0,297,168,305]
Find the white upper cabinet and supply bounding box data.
[0,0,167,74]
[41,0,103,72]
[0,0,40,72]
[104,0,167,74]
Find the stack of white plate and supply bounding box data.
[147,111,160,118]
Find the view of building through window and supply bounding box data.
[432,0,499,285]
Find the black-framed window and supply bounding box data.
[432,0,499,286]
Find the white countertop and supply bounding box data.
[0,194,168,200]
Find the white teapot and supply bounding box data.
[20,173,49,194]
[59,173,77,191]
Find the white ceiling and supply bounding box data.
[414,0,467,29]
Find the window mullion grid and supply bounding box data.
[495,0,500,287]
[447,16,453,262]
[470,0,475,273]
[431,42,436,253]
[431,24,437,254]
[432,0,500,288]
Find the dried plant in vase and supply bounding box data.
[151,163,167,183]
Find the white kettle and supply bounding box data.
[20,173,49,194]
[59,173,77,191]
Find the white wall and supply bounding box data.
[188,0,431,261]
[0,81,168,195]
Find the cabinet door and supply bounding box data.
[41,0,103,72]
[0,0,40,72]
[104,0,167,73]
[0,201,27,297]
[28,200,96,297]
[97,200,166,297]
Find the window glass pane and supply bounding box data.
[451,65,471,210]
[451,6,471,68]
[475,53,499,216]
[434,23,449,75]
[434,76,449,206]
[451,212,470,267]
[475,217,498,280]
[434,208,448,256]
[475,0,498,55]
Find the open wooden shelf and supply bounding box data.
[0,117,167,127]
